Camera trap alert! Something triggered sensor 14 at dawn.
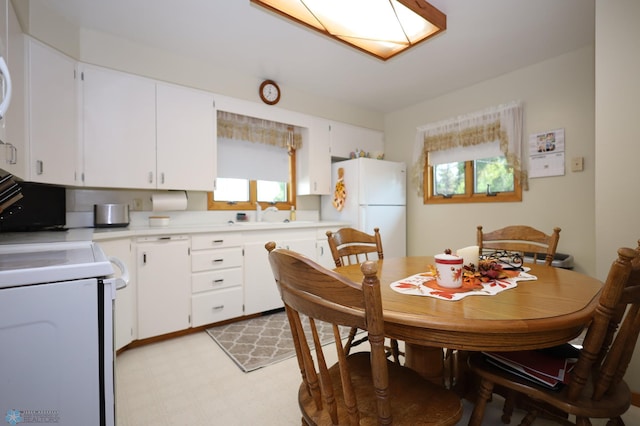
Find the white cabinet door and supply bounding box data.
[244,234,316,315]
[136,236,190,339]
[26,39,78,185]
[316,239,338,270]
[156,83,216,191]
[329,121,384,160]
[97,238,135,351]
[81,64,156,188]
[296,117,331,195]
[0,1,26,179]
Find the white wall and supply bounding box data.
[384,46,596,275]
[595,0,640,391]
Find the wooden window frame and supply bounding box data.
[207,149,297,210]
[424,157,522,205]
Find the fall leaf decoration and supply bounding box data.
[332,167,347,211]
[463,259,520,286]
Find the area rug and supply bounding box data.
[206,310,353,372]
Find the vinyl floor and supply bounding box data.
[115,331,640,425]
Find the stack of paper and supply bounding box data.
[483,344,579,390]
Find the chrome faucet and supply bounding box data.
[256,203,278,222]
[262,206,279,222]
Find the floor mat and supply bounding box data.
[205,310,353,372]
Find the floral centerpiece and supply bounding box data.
[462,259,520,287]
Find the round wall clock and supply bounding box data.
[259,79,281,105]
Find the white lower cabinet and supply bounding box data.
[243,230,317,316]
[316,227,343,269]
[136,235,190,339]
[96,237,136,351]
[190,233,244,326]
[116,225,347,343]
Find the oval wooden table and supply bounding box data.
[335,256,604,385]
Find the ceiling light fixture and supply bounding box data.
[250,0,446,61]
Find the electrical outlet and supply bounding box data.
[571,157,584,172]
[132,198,143,211]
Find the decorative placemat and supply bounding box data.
[390,269,536,301]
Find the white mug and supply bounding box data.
[434,253,464,288]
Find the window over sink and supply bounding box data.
[208,111,300,211]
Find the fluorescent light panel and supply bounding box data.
[251,0,446,60]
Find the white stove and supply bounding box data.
[0,239,120,426]
[0,240,113,287]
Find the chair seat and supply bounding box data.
[300,352,462,426]
[468,352,632,421]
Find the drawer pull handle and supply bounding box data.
[213,279,224,284]
[212,240,224,244]
[212,259,224,263]
[212,305,224,311]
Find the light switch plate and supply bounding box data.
[571,157,584,172]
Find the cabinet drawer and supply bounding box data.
[191,233,242,250]
[191,287,243,327]
[191,247,243,272]
[192,268,242,293]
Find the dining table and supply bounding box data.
[334,256,604,386]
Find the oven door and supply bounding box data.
[0,277,115,426]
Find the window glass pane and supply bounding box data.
[214,178,249,202]
[257,180,287,203]
[434,162,465,196]
[474,156,514,193]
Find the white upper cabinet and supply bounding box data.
[156,83,215,191]
[26,38,78,185]
[329,121,384,160]
[80,64,157,188]
[296,116,331,195]
[80,65,216,190]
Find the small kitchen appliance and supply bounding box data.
[94,203,130,228]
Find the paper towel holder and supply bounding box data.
[150,190,188,212]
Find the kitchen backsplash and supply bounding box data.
[65,188,320,228]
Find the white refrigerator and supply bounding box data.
[321,158,407,258]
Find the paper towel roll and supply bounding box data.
[151,191,188,211]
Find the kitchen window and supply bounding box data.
[208,112,300,211]
[412,101,527,204]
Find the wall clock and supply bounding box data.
[259,79,281,105]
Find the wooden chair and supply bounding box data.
[326,227,402,363]
[477,225,561,266]
[265,242,463,426]
[472,225,561,402]
[326,227,384,267]
[467,242,640,426]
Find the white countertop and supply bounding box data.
[93,220,350,240]
[0,221,351,245]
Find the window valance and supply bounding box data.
[217,111,302,150]
[411,101,527,196]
